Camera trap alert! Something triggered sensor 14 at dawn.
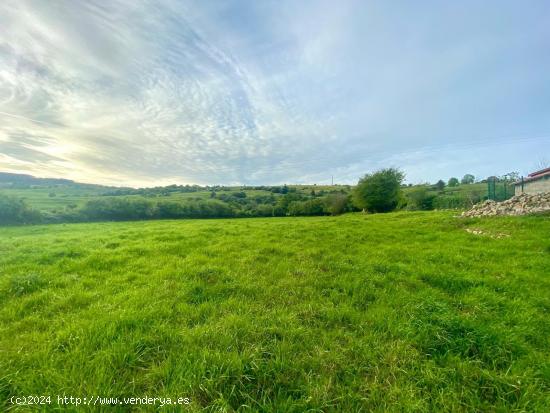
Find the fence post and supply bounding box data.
[521,176,524,194]
[487,176,496,200]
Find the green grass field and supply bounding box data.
[1,212,549,411]
[0,187,105,213]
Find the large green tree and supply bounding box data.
[448,177,459,187]
[352,168,405,213]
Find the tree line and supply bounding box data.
[0,168,492,225]
[0,191,355,225]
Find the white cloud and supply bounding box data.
[0,0,548,186]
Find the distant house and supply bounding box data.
[515,167,550,195]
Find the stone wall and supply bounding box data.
[515,175,550,195]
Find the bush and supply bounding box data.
[324,193,349,215]
[432,195,469,209]
[275,193,303,215]
[406,187,436,210]
[0,195,42,225]
[156,201,188,218]
[352,168,405,213]
[254,204,274,217]
[80,198,157,221]
[188,200,235,218]
[79,198,237,221]
[288,199,325,216]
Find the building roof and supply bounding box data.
[529,167,550,178]
[515,167,550,185]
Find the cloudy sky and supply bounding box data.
[0,0,549,187]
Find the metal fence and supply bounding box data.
[487,176,515,201]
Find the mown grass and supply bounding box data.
[0,212,549,412]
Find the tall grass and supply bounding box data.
[0,212,549,411]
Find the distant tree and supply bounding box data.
[288,199,325,216]
[80,198,157,221]
[406,187,436,210]
[324,193,349,215]
[274,193,302,216]
[352,168,405,213]
[501,171,519,182]
[461,174,475,184]
[0,195,42,225]
[435,180,445,191]
[210,191,216,198]
[448,177,459,187]
[254,204,274,217]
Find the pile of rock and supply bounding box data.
[461,192,550,217]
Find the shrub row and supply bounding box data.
[0,193,356,226]
[0,195,43,225]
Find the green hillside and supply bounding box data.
[0,172,498,226]
[1,212,549,411]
